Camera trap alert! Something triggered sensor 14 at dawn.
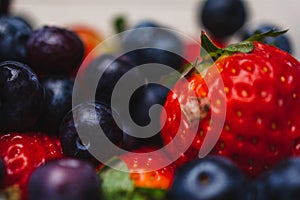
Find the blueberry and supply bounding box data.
[121,23,184,75]
[0,0,11,16]
[28,158,101,200]
[198,0,247,39]
[27,26,84,76]
[0,60,45,132]
[122,83,169,150]
[59,101,123,165]
[38,75,74,135]
[82,53,143,105]
[132,20,159,29]
[253,157,300,200]
[0,157,5,185]
[242,24,293,54]
[0,16,32,62]
[167,156,250,200]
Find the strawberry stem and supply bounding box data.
[245,29,288,43]
[200,31,254,62]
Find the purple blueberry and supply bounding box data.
[26,26,84,76]
[28,158,101,200]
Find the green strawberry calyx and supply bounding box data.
[200,29,288,62]
[97,157,167,200]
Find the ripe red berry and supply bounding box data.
[0,132,63,199]
[161,32,300,178]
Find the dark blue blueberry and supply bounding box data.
[0,157,5,185]
[121,23,184,75]
[0,16,32,62]
[38,75,74,135]
[122,83,169,150]
[28,158,101,200]
[242,24,293,54]
[83,53,143,105]
[133,20,159,29]
[0,60,45,132]
[167,155,251,200]
[0,0,11,16]
[199,0,247,38]
[59,101,123,165]
[253,157,300,200]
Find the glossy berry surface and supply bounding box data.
[254,157,300,200]
[121,24,184,74]
[59,101,123,165]
[242,24,293,54]
[122,83,168,150]
[26,26,84,76]
[167,156,250,200]
[28,158,101,200]
[199,0,247,38]
[82,53,141,104]
[38,75,74,135]
[0,132,62,199]
[161,40,300,178]
[0,16,32,62]
[0,60,45,132]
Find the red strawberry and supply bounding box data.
[0,132,63,199]
[119,147,175,190]
[161,30,300,178]
[98,146,175,199]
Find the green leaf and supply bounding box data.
[131,188,166,200]
[98,158,167,200]
[224,41,254,53]
[0,185,21,200]
[245,29,288,42]
[98,158,135,200]
[113,15,128,33]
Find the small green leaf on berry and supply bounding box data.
[245,29,288,42]
[224,41,254,53]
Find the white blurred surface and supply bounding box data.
[11,0,300,59]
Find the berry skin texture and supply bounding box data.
[0,132,63,200]
[28,158,101,200]
[119,147,175,190]
[0,16,32,63]
[38,75,74,135]
[26,26,84,77]
[199,0,247,38]
[59,101,123,165]
[253,157,300,200]
[0,60,45,132]
[167,155,250,200]
[161,41,300,178]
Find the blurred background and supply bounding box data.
[10,0,300,58]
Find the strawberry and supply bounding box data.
[0,132,63,199]
[161,30,300,178]
[98,146,175,200]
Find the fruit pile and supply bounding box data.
[0,0,300,200]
